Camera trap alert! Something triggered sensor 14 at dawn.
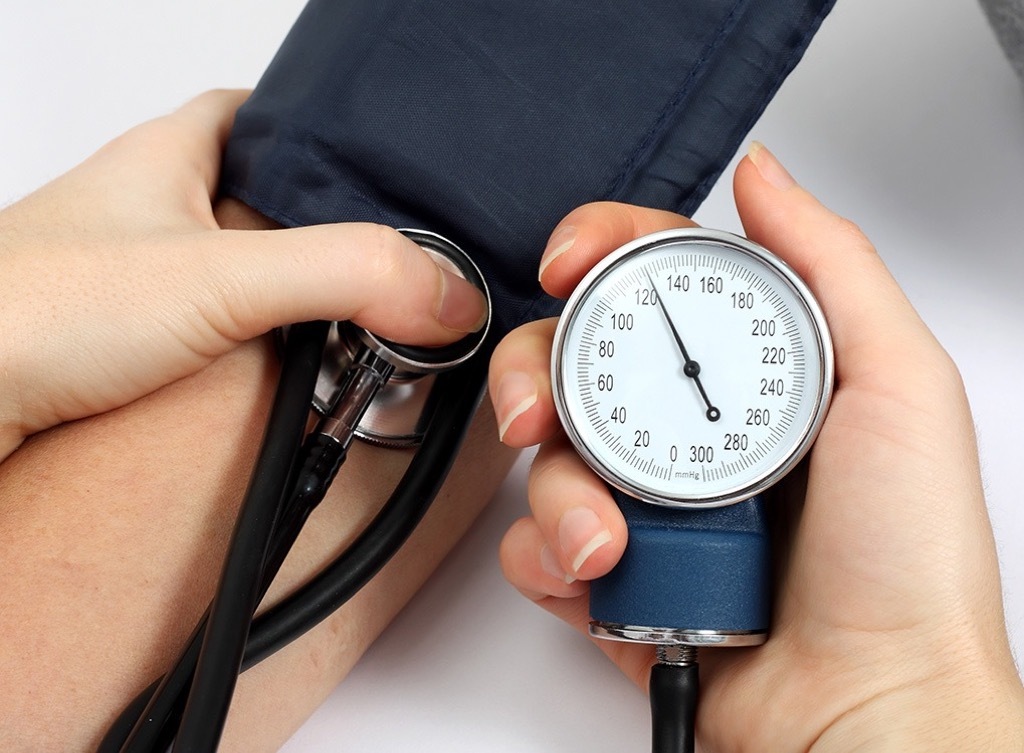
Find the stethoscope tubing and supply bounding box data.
[98,332,491,753]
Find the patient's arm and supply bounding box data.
[0,161,515,752]
[0,107,516,753]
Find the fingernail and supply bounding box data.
[495,370,537,442]
[538,225,577,282]
[540,544,576,584]
[437,267,488,333]
[559,507,613,575]
[748,141,796,190]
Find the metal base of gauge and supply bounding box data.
[590,621,767,648]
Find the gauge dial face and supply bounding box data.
[552,229,833,508]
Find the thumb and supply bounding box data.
[183,222,489,347]
[733,143,946,391]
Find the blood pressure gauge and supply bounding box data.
[552,228,833,509]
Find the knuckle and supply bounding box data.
[194,87,231,103]
[490,330,533,376]
[831,214,876,256]
[361,223,416,284]
[498,518,534,578]
[109,119,166,154]
[527,444,575,497]
[931,345,967,395]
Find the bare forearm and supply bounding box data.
[0,201,515,752]
[811,674,1024,753]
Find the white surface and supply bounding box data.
[1,1,1021,750]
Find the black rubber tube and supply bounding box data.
[170,320,329,752]
[242,354,486,666]
[98,349,486,752]
[649,662,699,753]
[102,441,343,753]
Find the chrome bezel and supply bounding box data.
[355,228,491,375]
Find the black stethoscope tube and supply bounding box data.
[175,320,331,751]
[98,333,490,753]
[100,321,327,753]
[242,351,487,666]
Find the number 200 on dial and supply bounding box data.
[552,229,834,508]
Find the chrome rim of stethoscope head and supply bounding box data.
[309,228,491,446]
[353,229,491,373]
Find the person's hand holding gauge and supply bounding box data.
[490,145,1024,752]
[548,220,833,753]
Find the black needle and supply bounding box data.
[646,272,720,422]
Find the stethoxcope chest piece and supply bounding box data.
[284,228,491,447]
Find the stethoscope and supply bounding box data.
[97,229,493,752]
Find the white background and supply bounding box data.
[2,1,1021,750]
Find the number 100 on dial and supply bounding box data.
[551,229,834,508]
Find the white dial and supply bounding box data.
[552,229,833,508]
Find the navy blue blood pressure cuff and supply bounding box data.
[221,0,835,338]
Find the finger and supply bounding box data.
[178,222,488,347]
[488,318,559,447]
[538,202,699,299]
[527,438,627,581]
[167,89,251,197]
[734,143,949,389]
[499,519,656,690]
[62,90,250,230]
[500,517,590,597]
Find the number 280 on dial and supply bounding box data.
[551,228,834,508]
